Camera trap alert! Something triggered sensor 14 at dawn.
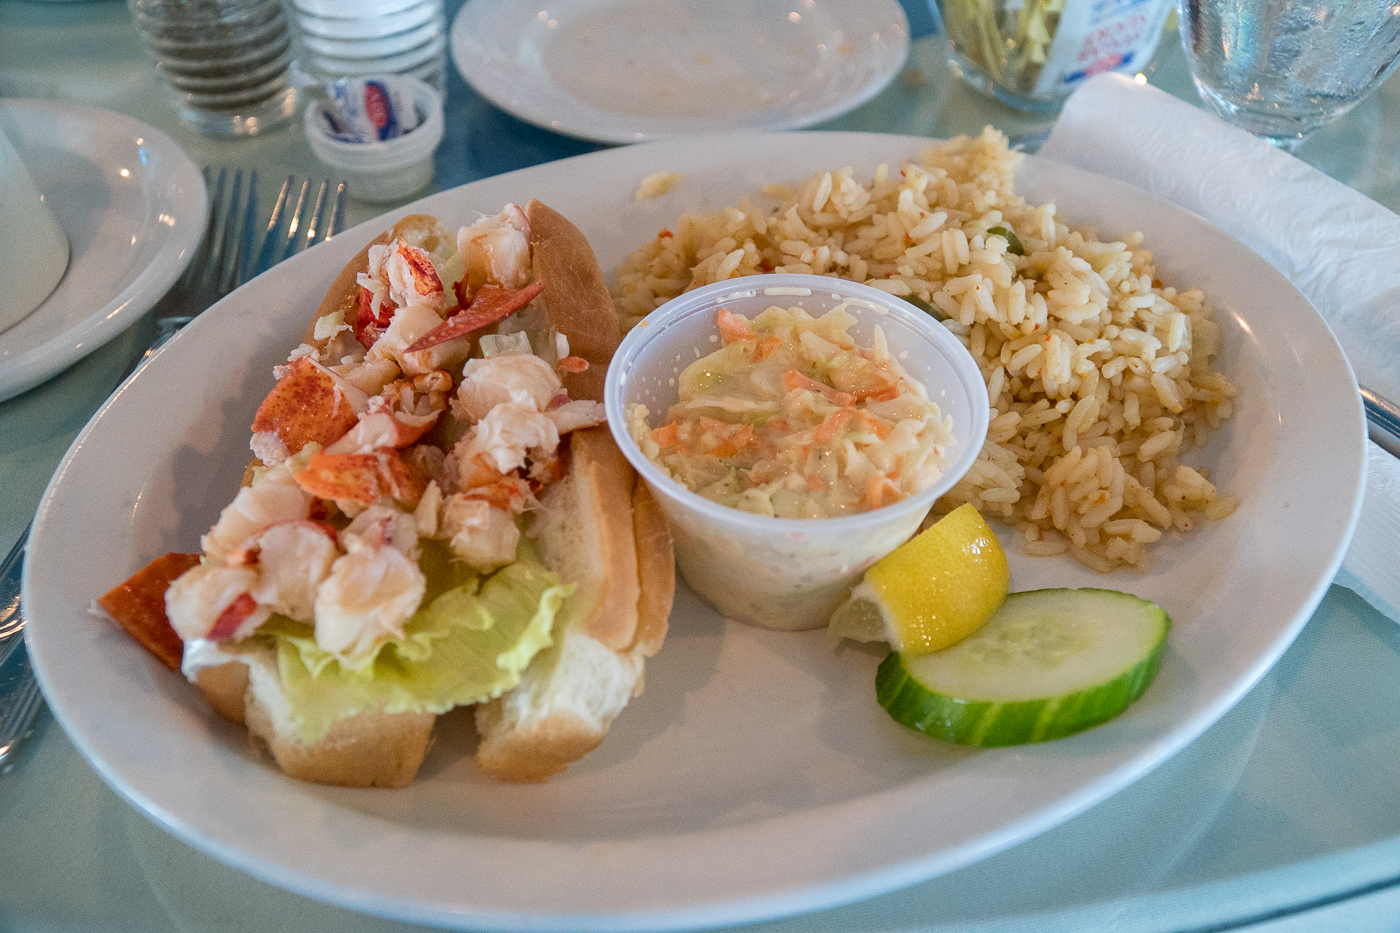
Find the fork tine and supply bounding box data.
[199,168,232,296]
[215,169,246,296]
[253,175,293,276]
[245,175,346,277]
[301,180,330,248]
[180,166,222,293]
[233,170,259,288]
[326,181,347,240]
[278,178,311,264]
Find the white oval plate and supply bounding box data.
[0,99,207,401]
[449,0,910,144]
[24,132,1365,932]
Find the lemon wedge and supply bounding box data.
[830,503,1009,655]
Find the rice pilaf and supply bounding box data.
[612,128,1238,573]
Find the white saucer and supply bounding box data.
[449,0,910,144]
[0,100,207,402]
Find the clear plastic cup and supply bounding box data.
[303,75,443,202]
[605,274,990,631]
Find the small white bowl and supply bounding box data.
[303,74,443,203]
[605,274,990,631]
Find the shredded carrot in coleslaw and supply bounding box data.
[628,303,955,519]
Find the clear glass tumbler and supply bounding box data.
[128,0,298,137]
[932,0,1175,112]
[1177,0,1400,150]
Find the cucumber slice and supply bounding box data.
[876,588,1169,746]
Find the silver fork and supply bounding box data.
[0,168,346,770]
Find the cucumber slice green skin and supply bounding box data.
[875,588,1170,747]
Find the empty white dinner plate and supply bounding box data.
[450,0,910,143]
[0,99,206,401]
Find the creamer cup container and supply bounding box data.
[304,74,443,202]
[0,127,68,334]
[605,274,990,631]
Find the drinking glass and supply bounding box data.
[290,0,447,95]
[1176,0,1400,151]
[931,0,1175,113]
[128,0,298,137]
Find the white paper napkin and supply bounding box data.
[1039,72,1400,622]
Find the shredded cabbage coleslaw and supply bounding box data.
[630,304,954,519]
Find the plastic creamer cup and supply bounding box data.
[304,74,443,202]
[605,274,990,631]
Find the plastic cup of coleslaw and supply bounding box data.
[605,274,989,631]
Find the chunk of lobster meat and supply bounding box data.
[455,353,561,422]
[453,402,560,478]
[355,240,449,346]
[202,475,315,566]
[403,442,448,490]
[368,302,473,376]
[463,475,533,513]
[413,480,444,537]
[329,356,399,400]
[165,565,272,642]
[440,494,520,572]
[404,280,545,355]
[344,503,420,559]
[97,552,203,671]
[250,357,363,466]
[355,286,394,350]
[546,399,607,434]
[326,371,452,455]
[314,535,426,670]
[294,449,429,508]
[246,521,340,622]
[459,204,532,294]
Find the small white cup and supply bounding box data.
[605,274,990,631]
[0,127,69,334]
[303,74,444,203]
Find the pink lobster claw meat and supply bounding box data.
[404,279,546,354]
[294,450,428,507]
[250,357,360,463]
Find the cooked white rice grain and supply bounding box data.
[613,128,1238,571]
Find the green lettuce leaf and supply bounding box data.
[258,539,569,744]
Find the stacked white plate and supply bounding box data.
[291,0,446,94]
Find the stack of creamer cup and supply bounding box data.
[290,0,447,95]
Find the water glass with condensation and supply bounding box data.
[931,0,1175,113]
[1177,0,1400,150]
[128,0,298,137]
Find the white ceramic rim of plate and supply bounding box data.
[448,0,911,144]
[0,99,207,401]
[23,131,1366,931]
